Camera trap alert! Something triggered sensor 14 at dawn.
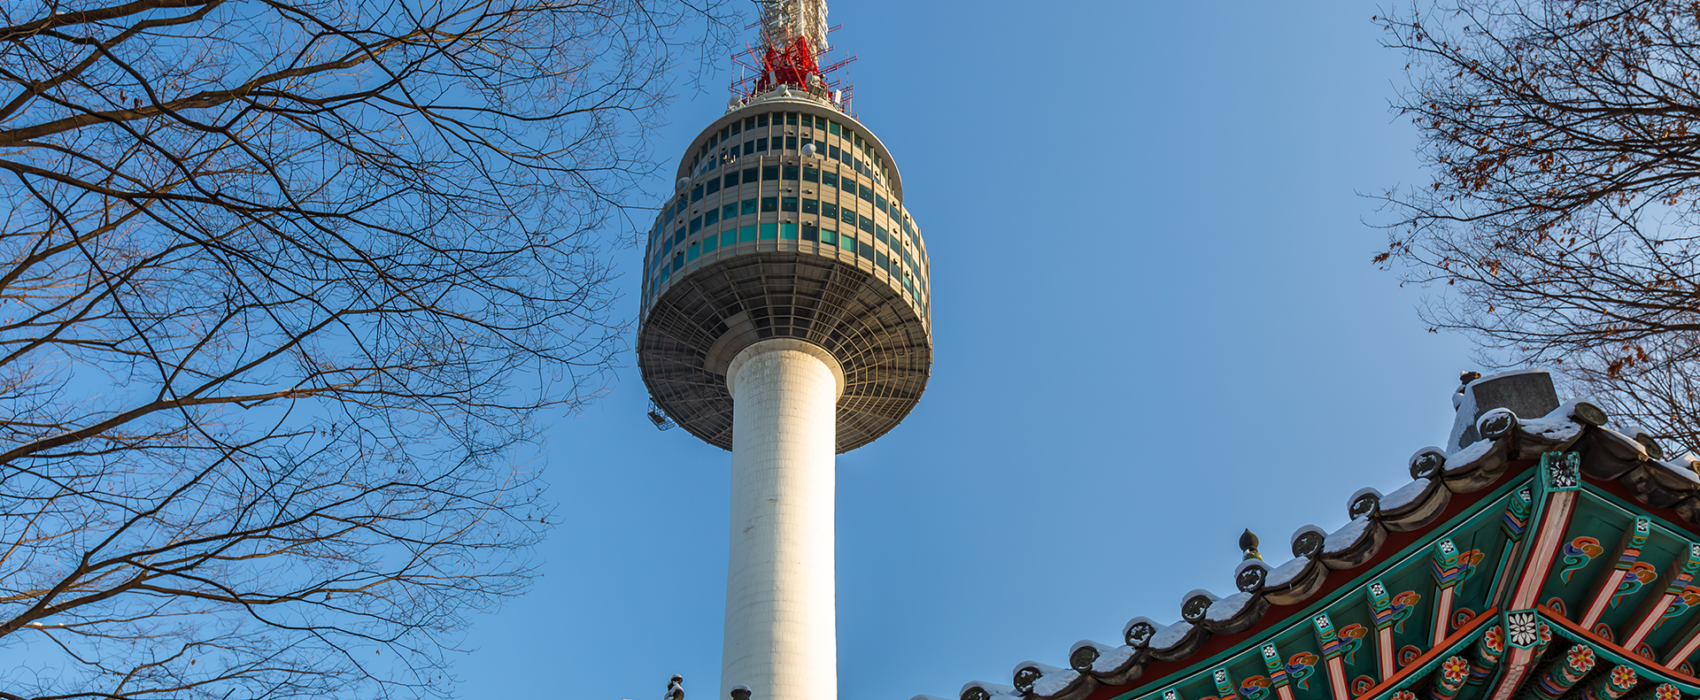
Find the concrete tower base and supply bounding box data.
[721,339,844,700]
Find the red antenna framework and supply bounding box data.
[729,1,856,112]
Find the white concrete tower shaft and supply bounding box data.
[721,339,845,700]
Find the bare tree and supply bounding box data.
[1377,0,1700,452]
[0,0,727,698]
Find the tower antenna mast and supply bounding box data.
[734,0,854,109]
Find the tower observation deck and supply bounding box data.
[636,1,932,698]
[636,93,932,451]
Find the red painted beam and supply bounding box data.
[1576,518,1653,631]
[1622,543,1700,655]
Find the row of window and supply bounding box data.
[674,165,904,227]
[687,110,891,187]
[691,133,887,187]
[650,220,928,296]
[655,163,925,263]
[651,196,926,279]
[647,223,929,316]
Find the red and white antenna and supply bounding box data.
[731,0,857,109]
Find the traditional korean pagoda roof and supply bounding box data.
[914,370,1700,700]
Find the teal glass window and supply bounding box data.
[703,235,718,253]
[673,227,685,247]
[785,136,797,150]
[724,171,739,187]
[755,137,768,152]
[814,139,826,154]
[877,252,888,269]
[829,145,840,160]
[857,240,873,259]
[782,165,798,180]
[661,265,670,283]
[841,207,857,225]
[829,121,840,135]
[859,214,873,233]
[802,224,818,242]
[721,229,737,247]
[821,228,838,246]
[804,167,820,183]
[802,199,819,215]
[743,141,755,156]
[822,202,838,219]
[781,197,798,213]
[852,158,863,173]
[762,165,778,181]
[731,122,741,135]
[739,225,757,243]
[838,234,854,252]
[688,243,700,262]
[822,172,838,188]
[859,184,874,202]
[786,113,798,125]
[875,194,886,211]
[759,223,778,239]
[690,216,702,234]
[744,116,756,129]
[707,179,721,195]
[672,253,683,271]
[760,197,778,212]
[874,224,885,243]
[815,115,828,128]
[756,114,768,126]
[704,210,719,227]
[742,166,757,182]
[780,223,798,239]
[741,199,758,216]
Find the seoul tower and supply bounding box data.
[636,1,932,697]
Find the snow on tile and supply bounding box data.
[1034,668,1081,697]
[1265,556,1311,587]
[1091,645,1137,674]
[962,681,1020,698]
[1380,479,1431,510]
[1323,516,1372,554]
[1205,592,1256,622]
[1149,620,1194,649]
[1447,435,1495,461]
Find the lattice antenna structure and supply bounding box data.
[761,0,829,65]
[731,0,855,109]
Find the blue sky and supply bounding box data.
[454,2,1487,699]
